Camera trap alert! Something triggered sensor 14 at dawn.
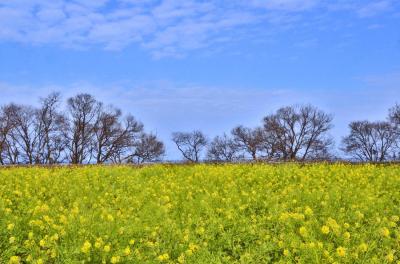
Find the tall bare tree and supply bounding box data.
[263,105,333,161]
[172,130,207,162]
[342,121,397,162]
[0,105,19,164]
[131,133,165,163]
[66,93,101,164]
[231,126,269,160]
[388,104,400,159]
[3,104,39,164]
[35,92,68,164]
[207,133,241,162]
[93,108,143,164]
[389,104,400,125]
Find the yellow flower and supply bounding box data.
[7,223,15,231]
[157,253,169,262]
[107,214,114,222]
[178,254,185,263]
[321,225,330,234]
[336,247,346,257]
[386,252,394,263]
[196,226,205,235]
[51,233,59,241]
[104,245,111,253]
[304,206,313,216]
[50,249,57,258]
[95,238,103,248]
[37,259,44,264]
[358,243,368,252]
[189,243,199,252]
[110,256,120,263]
[81,240,92,254]
[299,226,307,237]
[343,232,350,240]
[381,227,390,237]
[283,249,290,256]
[129,239,135,245]
[8,256,20,264]
[124,247,131,256]
[39,239,46,248]
[9,236,16,244]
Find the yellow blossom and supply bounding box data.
[386,252,394,263]
[8,256,20,264]
[381,227,390,237]
[299,226,307,237]
[104,245,111,253]
[110,256,120,263]
[321,225,330,234]
[304,206,313,216]
[336,247,346,257]
[359,243,368,252]
[81,240,92,254]
[178,254,185,263]
[39,239,46,248]
[124,247,131,256]
[157,253,169,262]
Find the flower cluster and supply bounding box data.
[0,163,399,263]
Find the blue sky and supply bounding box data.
[0,0,399,159]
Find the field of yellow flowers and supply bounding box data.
[0,164,399,263]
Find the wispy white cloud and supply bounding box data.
[0,0,397,57]
[249,0,320,12]
[357,0,392,18]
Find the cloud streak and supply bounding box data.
[0,0,397,57]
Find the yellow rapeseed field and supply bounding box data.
[0,164,399,263]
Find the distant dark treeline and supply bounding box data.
[0,92,399,165]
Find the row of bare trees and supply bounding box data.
[1,96,399,165]
[172,104,400,163]
[341,105,400,162]
[0,93,165,165]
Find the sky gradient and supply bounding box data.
[0,0,399,159]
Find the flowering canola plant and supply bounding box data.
[0,164,400,263]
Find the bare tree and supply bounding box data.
[93,108,143,164]
[341,121,397,162]
[0,105,19,164]
[389,104,400,125]
[130,133,165,163]
[35,93,68,164]
[2,104,39,164]
[66,94,101,164]
[231,126,271,160]
[172,131,207,162]
[263,105,333,161]
[207,133,242,162]
[388,104,400,159]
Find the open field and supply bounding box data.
[1,164,400,263]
